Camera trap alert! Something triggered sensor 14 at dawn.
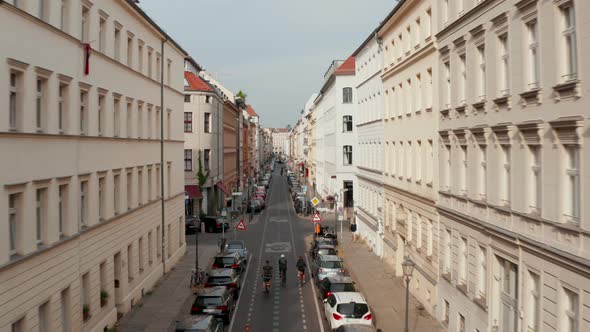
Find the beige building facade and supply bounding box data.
[378,0,440,315]
[0,1,187,331]
[435,0,590,331]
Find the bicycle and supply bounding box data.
[263,278,271,295]
[190,268,206,288]
[297,270,305,286]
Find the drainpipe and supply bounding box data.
[160,37,167,273]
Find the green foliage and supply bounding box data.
[236,90,247,101]
[197,153,209,187]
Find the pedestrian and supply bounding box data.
[351,223,357,242]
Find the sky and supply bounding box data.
[139,0,397,128]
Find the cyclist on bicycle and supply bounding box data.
[262,260,273,290]
[296,256,306,282]
[278,254,287,282]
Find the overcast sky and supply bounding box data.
[139,0,396,128]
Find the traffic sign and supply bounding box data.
[311,197,320,206]
[312,212,322,223]
[236,219,247,231]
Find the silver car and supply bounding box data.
[225,240,248,264]
[312,254,345,284]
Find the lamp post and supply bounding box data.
[402,256,415,332]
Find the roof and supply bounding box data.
[184,71,215,92]
[246,105,258,117]
[333,292,367,303]
[334,56,356,75]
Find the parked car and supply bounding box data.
[185,216,201,234]
[261,179,270,188]
[212,252,245,274]
[312,254,345,283]
[335,325,382,332]
[255,197,266,209]
[323,292,373,330]
[191,286,235,323]
[247,200,262,213]
[318,276,356,300]
[204,268,241,299]
[201,216,229,233]
[225,240,248,263]
[175,315,225,332]
[310,243,338,260]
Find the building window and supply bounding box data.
[8,193,19,255]
[80,180,87,227]
[204,149,211,170]
[58,184,67,236]
[127,244,133,281]
[477,246,487,299]
[58,84,67,133]
[36,78,46,131]
[79,90,87,135]
[114,98,120,137]
[36,188,47,245]
[426,219,433,256]
[38,0,46,20]
[167,60,172,86]
[343,87,353,103]
[156,165,161,198]
[479,145,487,199]
[59,0,68,31]
[343,145,353,165]
[443,300,450,325]
[99,16,106,53]
[426,139,433,184]
[500,145,511,205]
[137,103,143,138]
[564,146,580,223]
[9,72,19,130]
[147,49,153,78]
[155,108,160,139]
[342,115,353,132]
[526,270,540,332]
[458,313,465,332]
[459,53,466,105]
[204,112,211,133]
[184,149,192,171]
[114,25,121,61]
[459,237,467,285]
[560,3,577,81]
[138,237,145,272]
[114,174,120,215]
[81,5,89,42]
[60,287,71,332]
[416,140,422,182]
[81,272,90,318]
[184,94,191,103]
[443,61,451,108]
[98,94,106,136]
[126,102,132,138]
[416,216,422,249]
[99,262,107,306]
[126,172,132,210]
[460,145,467,194]
[156,53,161,81]
[526,20,540,89]
[205,96,212,104]
[148,231,154,264]
[443,229,451,274]
[167,111,171,140]
[138,170,143,204]
[127,35,133,67]
[561,287,578,332]
[477,44,486,100]
[147,106,152,138]
[426,8,432,37]
[98,177,105,220]
[137,42,144,73]
[147,167,152,200]
[184,112,192,132]
[442,0,449,25]
[529,145,541,214]
[12,317,25,332]
[498,33,509,96]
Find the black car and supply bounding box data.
[212,252,246,274]
[310,238,337,257]
[205,268,241,299]
[191,286,235,323]
[318,276,356,300]
[185,216,200,234]
[201,216,229,233]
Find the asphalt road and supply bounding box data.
[227,167,328,332]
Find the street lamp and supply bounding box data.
[402,256,415,332]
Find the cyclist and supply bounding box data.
[278,254,287,283]
[262,260,273,292]
[296,256,307,283]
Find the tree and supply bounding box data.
[236,90,247,101]
[197,153,210,187]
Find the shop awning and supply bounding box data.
[216,181,231,196]
[185,185,203,199]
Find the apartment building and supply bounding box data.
[353,33,385,257]
[271,128,289,157]
[378,0,440,315]
[0,0,187,331]
[183,67,227,216]
[245,105,260,178]
[223,100,239,201]
[435,0,590,331]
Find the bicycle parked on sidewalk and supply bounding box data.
[190,268,207,288]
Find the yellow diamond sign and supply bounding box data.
[311,197,320,206]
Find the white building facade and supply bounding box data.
[271,129,289,157]
[435,0,590,331]
[379,0,440,316]
[0,1,187,331]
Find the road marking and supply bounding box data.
[227,252,252,332]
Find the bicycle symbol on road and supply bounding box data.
[265,242,292,253]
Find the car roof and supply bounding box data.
[208,268,234,277]
[325,276,354,284]
[317,244,336,249]
[227,240,244,246]
[197,286,228,297]
[333,292,367,304]
[336,324,376,332]
[319,254,341,261]
[215,252,239,258]
[175,315,215,329]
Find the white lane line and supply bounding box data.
[227,252,253,332]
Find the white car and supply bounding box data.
[323,292,373,330]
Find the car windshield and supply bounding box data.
[214,257,235,265]
[208,276,232,284]
[196,296,223,306]
[337,303,369,318]
[331,283,355,292]
[227,244,243,249]
[320,261,343,269]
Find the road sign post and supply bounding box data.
[312,212,322,223]
[236,219,247,231]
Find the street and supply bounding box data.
[227,167,326,332]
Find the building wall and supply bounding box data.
[223,102,239,194]
[379,0,440,315]
[435,0,590,331]
[0,1,186,331]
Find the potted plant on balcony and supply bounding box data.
[82,305,90,321]
[100,291,109,307]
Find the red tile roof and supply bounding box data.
[335,56,355,75]
[246,105,258,117]
[184,71,215,92]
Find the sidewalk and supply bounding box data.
[339,228,443,332]
[117,233,219,332]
